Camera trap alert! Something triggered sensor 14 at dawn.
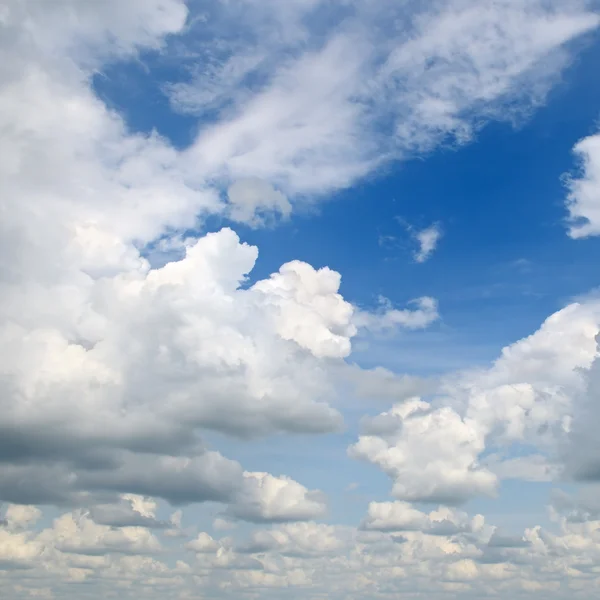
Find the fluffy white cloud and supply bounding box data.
[226,472,328,523]
[0,213,359,506]
[350,300,600,503]
[566,133,600,238]
[350,399,496,504]
[252,260,357,359]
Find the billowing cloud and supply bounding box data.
[350,301,600,504]
[349,399,496,504]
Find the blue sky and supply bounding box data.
[6,1,600,598]
[94,24,600,372]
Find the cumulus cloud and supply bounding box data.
[349,399,497,504]
[226,472,328,523]
[0,219,363,507]
[38,511,162,557]
[236,522,348,557]
[186,532,220,554]
[565,133,600,238]
[361,501,460,533]
[252,260,357,359]
[350,301,600,504]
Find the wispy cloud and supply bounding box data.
[170,0,600,211]
[414,223,443,263]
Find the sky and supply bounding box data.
[5,0,600,598]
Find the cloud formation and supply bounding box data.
[414,223,443,263]
[3,0,600,598]
[566,133,600,238]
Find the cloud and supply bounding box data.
[38,511,162,557]
[226,472,328,523]
[227,178,292,227]
[349,399,497,504]
[482,453,560,483]
[550,487,600,523]
[236,522,348,557]
[252,260,357,359]
[87,495,171,529]
[178,0,600,201]
[186,532,220,554]
[2,506,42,531]
[361,501,453,533]
[2,0,600,597]
[565,133,600,238]
[413,223,443,263]
[2,499,600,597]
[350,301,600,504]
[0,220,363,507]
[564,334,600,481]
[354,296,439,334]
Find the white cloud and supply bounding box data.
[186,532,220,554]
[354,296,439,334]
[414,223,443,263]
[37,511,162,557]
[360,501,430,532]
[226,472,328,523]
[252,260,357,359]
[179,0,599,201]
[237,521,348,557]
[349,398,497,504]
[227,178,292,227]
[350,301,600,504]
[3,505,42,531]
[2,0,600,597]
[566,133,600,238]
